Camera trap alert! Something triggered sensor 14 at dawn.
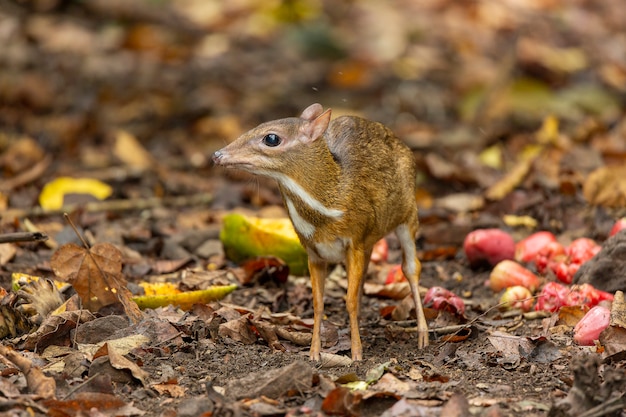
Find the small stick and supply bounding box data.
[0,232,48,244]
[0,192,213,220]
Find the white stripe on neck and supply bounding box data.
[285,197,315,239]
[262,171,344,219]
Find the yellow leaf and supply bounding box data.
[113,130,154,170]
[138,282,180,296]
[39,177,112,210]
[536,115,559,145]
[11,272,69,292]
[485,145,543,201]
[133,284,237,310]
[502,215,538,229]
[479,144,503,169]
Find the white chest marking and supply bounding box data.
[263,171,344,219]
[315,238,350,264]
[285,197,315,239]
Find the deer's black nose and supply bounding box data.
[212,150,223,164]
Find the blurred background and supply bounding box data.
[1,0,625,228]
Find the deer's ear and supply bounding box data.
[300,103,325,121]
[300,108,331,143]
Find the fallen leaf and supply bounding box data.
[152,382,186,398]
[42,392,138,416]
[0,344,56,399]
[485,145,543,201]
[50,243,142,323]
[133,284,237,310]
[39,177,112,210]
[321,386,362,417]
[113,130,154,170]
[94,343,148,386]
[583,165,626,208]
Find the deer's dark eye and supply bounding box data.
[263,134,281,147]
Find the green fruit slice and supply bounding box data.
[220,213,308,275]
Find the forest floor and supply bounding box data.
[1,0,625,416]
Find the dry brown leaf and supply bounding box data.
[50,243,142,323]
[583,165,626,207]
[94,343,148,386]
[0,344,56,399]
[42,392,134,416]
[152,383,186,398]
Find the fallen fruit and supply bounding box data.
[535,241,566,274]
[515,231,558,263]
[535,282,569,312]
[565,283,614,308]
[220,213,308,275]
[489,260,541,292]
[424,286,465,315]
[573,305,610,346]
[499,286,534,311]
[534,282,614,312]
[464,229,515,268]
[370,238,388,264]
[385,265,405,284]
[551,238,600,284]
[609,218,626,236]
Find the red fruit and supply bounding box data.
[385,265,405,284]
[499,286,534,311]
[565,283,614,308]
[489,260,541,292]
[609,218,626,236]
[567,238,600,264]
[535,282,614,312]
[573,305,610,346]
[371,238,388,264]
[424,286,465,315]
[535,282,569,312]
[551,238,600,284]
[515,231,558,263]
[535,241,566,274]
[464,229,515,268]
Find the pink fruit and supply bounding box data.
[550,238,600,284]
[573,305,610,346]
[535,282,569,312]
[489,260,541,292]
[515,231,558,263]
[385,265,405,284]
[565,284,614,308]
[535,282,614,312]
[535,241,566,274]
[567,238,601,264]
[609,218,626,236]
[371,238,388,264]
[424,286,465,315]
[499,286,534,311]
[464,229,515,268]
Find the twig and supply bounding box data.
[0,231,48,244]
[0,192,213,220]
[578,395,626,417]
[0,155,52,192]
